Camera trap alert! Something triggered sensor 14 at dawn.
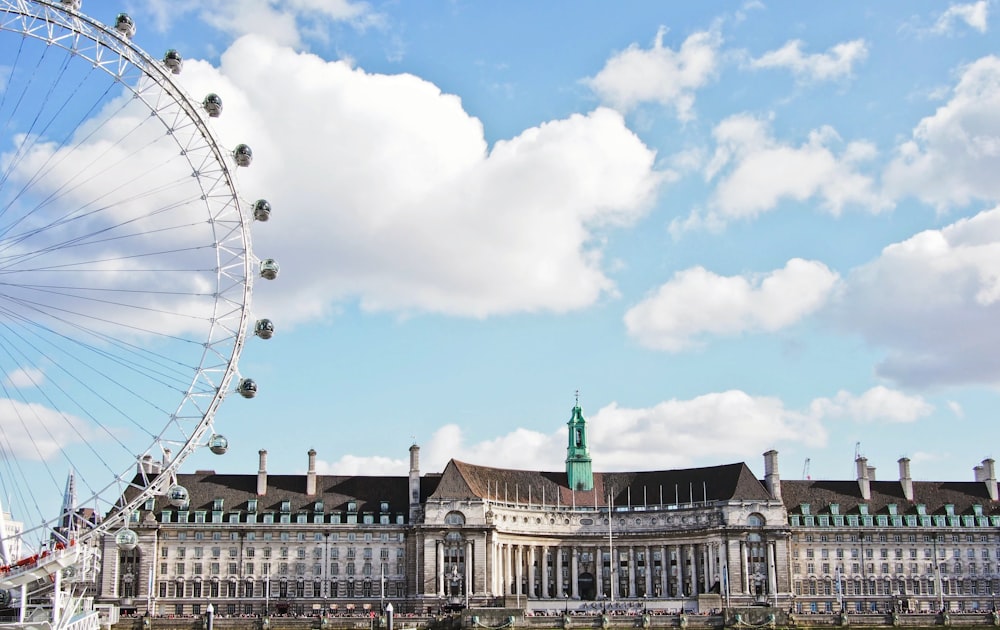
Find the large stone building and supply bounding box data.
[95,403,1000,617]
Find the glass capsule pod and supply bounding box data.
[208,434,229,455]
[238,378,258,399]
[203,93,223,118]
[114,13,136,39]
[259,259,279,280]
[115,528,139,551]
[166,484,189,507]
[163,49,183,75]
[0,589,11,607]
[254,319,274,340]
[253,199,271,222]
[233,144,253,167]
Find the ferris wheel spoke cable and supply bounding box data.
[1,109,180,243]
[0,309,167,446]
[0,30,91,195]
[0,297,207,403]
[0,186,205,269]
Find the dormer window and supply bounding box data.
[213,498,224,511]
[315,501,324,513]
[380,501,389,512]
[248,499,258,513]
[280,500,291,513]
[347,501,357,513]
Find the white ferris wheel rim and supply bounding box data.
[0,0,255,557]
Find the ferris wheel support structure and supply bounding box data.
[0,0,276,602]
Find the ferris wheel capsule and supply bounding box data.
[0,589,11,607]
[238,378,258,399]
[115,528,139,551]
[233,144,253,167]
[259,259,279,280]
[203,93,223,118]
[254,319,274,340]
[253,199,271,222]
[166,484,189,507]
[163,49,183,75]
[114,13,136,39]
[208,434,229,455]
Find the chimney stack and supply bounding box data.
[983,458,998,502]
[763,450,782,501]
[856,456,871,501]
[408,444,421,522]
[257,449,268,496]
[306,449,317,496]
[898,458,913,502]
[162,448,172,471]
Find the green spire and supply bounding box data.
[566,393,593,491]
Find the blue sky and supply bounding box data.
[25,0,1000,496]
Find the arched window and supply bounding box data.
[747,513,765,527]
[444,511,465,526]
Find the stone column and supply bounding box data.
[689,544,698,596]
[540,546,549,598]
[767,542,777,598]
[659,545,667,597]
[643,545,655,597]
[466,540,473,599]
[595,546,603,599]
[437,541,445,596]
[741,542,750,595]
[609,547,619,600]
[707,543,716,592]
[504,544,512,596]
[571,547,579,599]
[527,546,536,599]
[675,545,684,597]
[555,547,564,598]
[515,545,523,598]
[628,546,636,598]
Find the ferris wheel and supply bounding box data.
[0,0,276,585]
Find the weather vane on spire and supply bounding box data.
[575,389,579,405]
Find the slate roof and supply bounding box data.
[780,479,1000,516]
[430,459,772,507]
[128,471,442,519]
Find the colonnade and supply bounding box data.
[426,534,781,604]
[467,538,780,602]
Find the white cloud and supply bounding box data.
[749,39,869,82]
[883,55,1000,210]
[306,386,937,476]
[808,387,934,423]
[931,2,990,35]
[183,36,663,322]
[0,399,91,460]
[584,26,721,120]
[694,114,887,225]
[143,0,376,47]
[831,206,1000,387]
[4,368,44,389]
[624,259,840,351]
[315,453,406,476]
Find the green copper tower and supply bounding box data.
[565,395,593,491]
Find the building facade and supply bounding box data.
[94,404,1000,617]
